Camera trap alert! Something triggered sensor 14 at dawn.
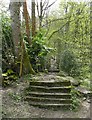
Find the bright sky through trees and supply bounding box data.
[0,0,90,18]
[0,0,90,13]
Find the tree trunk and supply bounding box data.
[23,1,31,44]
[39,1,43,29]
[10,1,21,56]
[19,39,36,77]
[32,0,36,38]
[90,2,92,79]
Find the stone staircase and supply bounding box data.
[25,78,72,109]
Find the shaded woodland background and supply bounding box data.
[0,0,92,118]
[1,0,91,86]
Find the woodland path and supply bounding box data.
[1,73,90,118]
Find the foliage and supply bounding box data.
[47,1,90,79]
[71,87,81,111]
[2,14,15,73]
[60,50,80,77]
[8,92,21,102]
[25,31,51,72]
[80,79,90,90]
[1,1,90,84]
[2,69,18,87]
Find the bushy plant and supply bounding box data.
[2,69,18,87]
[2,14,15,72]
[24,31,51,72]
[8,92,21,102]
[80,79,90,90]
[71,88,81,110]
[60,50,80,77]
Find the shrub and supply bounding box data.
[71,87,81,110]
[60,50,80,77]
[2,14,15,73]
[24,31,51,72]
[2,69,18,87]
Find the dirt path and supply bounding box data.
[1,73,90,118]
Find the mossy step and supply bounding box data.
[25,96,72,104]
[48,69,59,72]
[29,102,72,109]
[29,86,71,89]
[26,92,71,99]
[29,86,71,93]
[30,81,71,87]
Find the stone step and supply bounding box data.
[48,69,59,72]
[29,102,72,109]
[30,81,71,87]
[26,92,71,99]
[25,96,72,104]
[29,86,71,93]
[26,77,72,109]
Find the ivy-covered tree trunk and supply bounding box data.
[90,2,92,78]
[10,1,21,56]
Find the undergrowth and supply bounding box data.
[71,87,81,111]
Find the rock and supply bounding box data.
[87,99,91,103]
[57,71,67,77]
[76,86,92,98]
[83,97,86,101]
[66,76,80,86]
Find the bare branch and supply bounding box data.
[42,0,49,8]
[43,0,57,11]
[35,0,39,16]
[48,16,87,40]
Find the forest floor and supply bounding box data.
[1,73,90,118]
